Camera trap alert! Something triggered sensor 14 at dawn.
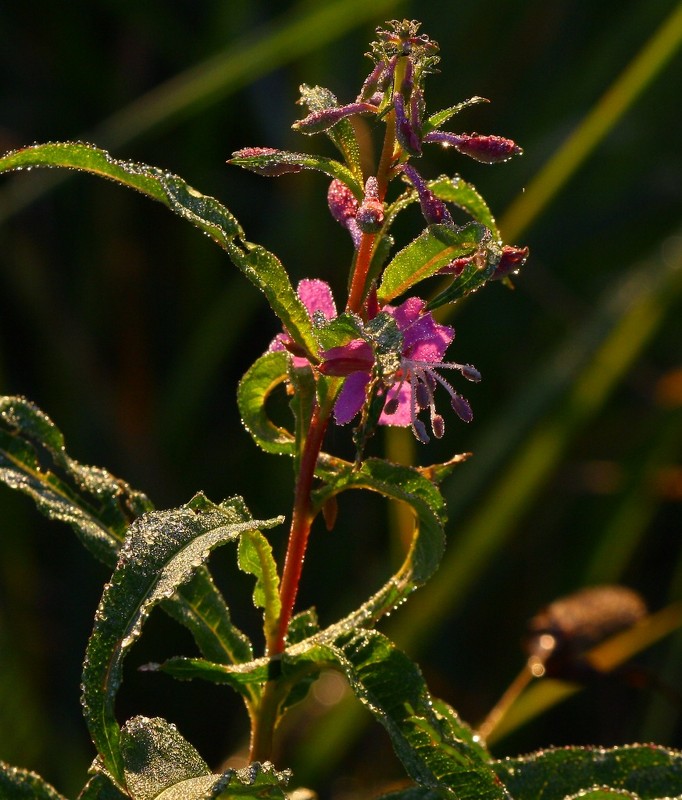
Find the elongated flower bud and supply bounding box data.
[492,244,529,280]
[356,176,384,233]
[394,92,422,155]
[293,102,378,134]
[423,131,522,163]
[401,164,453,226]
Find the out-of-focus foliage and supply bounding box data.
[0,1,681,797]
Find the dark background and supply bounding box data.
[1,1,681,797]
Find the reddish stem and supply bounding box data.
[269,401,330,656]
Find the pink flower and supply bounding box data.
[270,281,479,443]
[332,297,480,443]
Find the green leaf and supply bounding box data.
[225,241,319,361]
[238,530,282,645]
[494,744,682,800]
[0,396,253,670]
[81,493,283,788]
[151,655,271,698]
[237,351,296,456]
[288,630,506,800]
[429,175,500,238]
[378,223,488,304]
[228,147,363,199]
[117,717,291,800]
[0,395,152,566]
[423,97,490,132]
[0,763,66,800]
[78,772,129,800]
[298,84,364,183]
[312,458,446,629]
[0,142,317,362]
[120,716,210,800]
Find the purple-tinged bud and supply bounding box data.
[229,147,303,176]
[492,245,529,280]
[451,393,473,423]
[423,131,523,164]
[328,179,363,249]
[415,382,430,409]
[327,179,358,225]
[401,164,453,227]
[293,102,378,134]
[359,60,390,102]
[318,339,375,377]
[438,255,473,276]
[356,176,385,233]
[393,92,422,155]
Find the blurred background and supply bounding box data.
[1,1,681,797]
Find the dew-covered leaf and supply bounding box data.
[423,97,490,132]
[151,655,271,697]
[378,223,488,304]
[494,744,682,800]
[0,142,243,243]
[78,771,129,800]
[0,762,66,800]
[81,493,283,787]
[311,458,446,629]
[429,175,500,238]
[0,142,317,364]
[0,396,253,671]
[286,607,320,645]
[228,147,362,200]
[297,84,364,183]
[238,529,281,645]
[0,395,152,566]
[285,630,506,800]
[237,352,296,456]
[425,236,504,311]
[120,716,210,800]
[225,241,319,361]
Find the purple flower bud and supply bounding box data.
[229,147,303,176]
[327,179,358,225]
[401,164,453,226]
[423,131,523,164]
[492,245,529,280]
[355,176,384,233]
[438,255,473,276]
[359,61,390,102]
[318,339,375,377]
[293,102,378,133]
[393,92,422,155]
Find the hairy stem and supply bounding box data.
[269,400,330,656]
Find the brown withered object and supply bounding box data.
[525,585,648,681]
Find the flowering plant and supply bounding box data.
[0,18,680,800]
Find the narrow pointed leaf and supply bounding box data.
[0,395,151,565]
[81,493,282,787]
[0,142,317,362]
[423,97,490,132]
[494,744,682,800]
[288,630,506,800]
[429,175,500,237]
[228,147,363,199]
[238,530,281,644]
[0,396,253,669]
[0,763,66,800]
[237,352,296,456]
[312,458,446,629]
[378,223,488,303]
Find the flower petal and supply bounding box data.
[334,371,371,424]
[379,382,412,426]
[297,278,337,320]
